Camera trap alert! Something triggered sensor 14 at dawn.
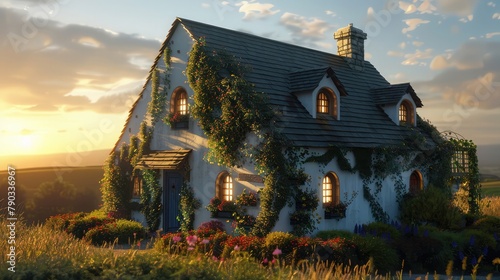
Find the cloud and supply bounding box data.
[412,41,424,47]
[399,1,436,14]
[488,2,496,8]
[430,55,449,70]
[279,12,332,46]
[486,32,500,39]
[402,48,433,66]
[325,10,336,17]
[436,0,478,17]
[402,18,430,34]
[0,7,159,114]
[415,40,500,110]
[387,50,405,57]
[493,13,500,20]
[237,1,280,20]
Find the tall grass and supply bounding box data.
[0,216,403,279]
[481,197,500,217]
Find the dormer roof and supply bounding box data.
[371,83,423,107]
[289,67,348,96]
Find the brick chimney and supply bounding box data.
[334,23,367,71]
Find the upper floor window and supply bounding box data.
[452,150,469,175]
[399,100,414,125]
[216,172,233,201]
[316,88,337,118]
[322,172,340,204]
[175,91,188,115]
[409,170,423,193]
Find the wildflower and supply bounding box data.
[458,251,465,261]
[187,246,194,251]
[234,245,240,251]
[172,235,182,243]
[261,258,269,266]
[469,235,475,246]
[482,246,488,256]
[212,255,219,262]
[451,241,458,248]
[202,239,210,245]
[470,256,477,266]
[186,235,198,246]
[272,247,282,256]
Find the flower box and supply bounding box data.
[211,211,234,219]
[171,120,189,129]
[324,209,346,220]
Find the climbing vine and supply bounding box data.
[148,46,172,125]
[187,39,304,236]
[187,39,272,167]
[177,183,202,232]
[141,169,162,232]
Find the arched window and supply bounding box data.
[175,91,188,115]
[216,172,233,201]
[399,100,414,125]
[322,172,340,204]
[409,170,423,193]
[316,88,337,118]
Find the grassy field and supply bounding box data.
[482,180,500,197]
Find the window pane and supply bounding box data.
[317,92,329,114]
[399,104,407,122]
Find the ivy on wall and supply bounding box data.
[178,183,201,232]
[186,39,305,236]
[101,46,174,225]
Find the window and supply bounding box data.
[399,100,414,125]
[316,88,337,118]
[409,170,423,193]
[175,91,188,115]
[452,150,469,175]
[133,176,142,197]
[216,172,233,201]
[322,172,340,204]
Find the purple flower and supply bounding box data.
[458,251,464,261]
[469,235,475,246]
[470,256,477,266]
[451,241,458,248]
[272,248,282,256]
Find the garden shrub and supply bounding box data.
[45,212,86,232]
[394,235,449,273]
[470,216,500,234]
[315,230,356,240]
[66,215,113,239]
[197,220,225,236]
[264,232,296,261]
[399,187,464,230]
[84,219,146,245]
[363,222,402,241]
[351,235,400,274]
[222,235,264,259]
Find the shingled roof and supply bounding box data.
[371,83,423,107]
[176,18,430,149]
[115,18,433,152]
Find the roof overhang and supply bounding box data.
[135,149,192,170]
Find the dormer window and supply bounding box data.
[399,100,414,126]
[316,88,337,118]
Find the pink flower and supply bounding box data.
[212,256,219,261]
[201,239,210,244]
[262,258,269,265]
[172,236,182,243]
[186,235,198,246]
[234,245,240,251]
[187,246,194,251]
[272,247,282,256]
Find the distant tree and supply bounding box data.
[30,177,77,223]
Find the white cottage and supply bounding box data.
[113,18,435,235]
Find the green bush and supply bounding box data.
[351,235,400,274]
[399,187,464,230]
[394,234,451,274]
[470,216,500,234]
[66,216,113,239]
[45,212,86,232]
[84,219,146,245]
[264,231,295,260]
[363,222,402,241]
[315,230,356,240]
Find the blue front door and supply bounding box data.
[164,171,182,232]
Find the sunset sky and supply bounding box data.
[1,0,499,160]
